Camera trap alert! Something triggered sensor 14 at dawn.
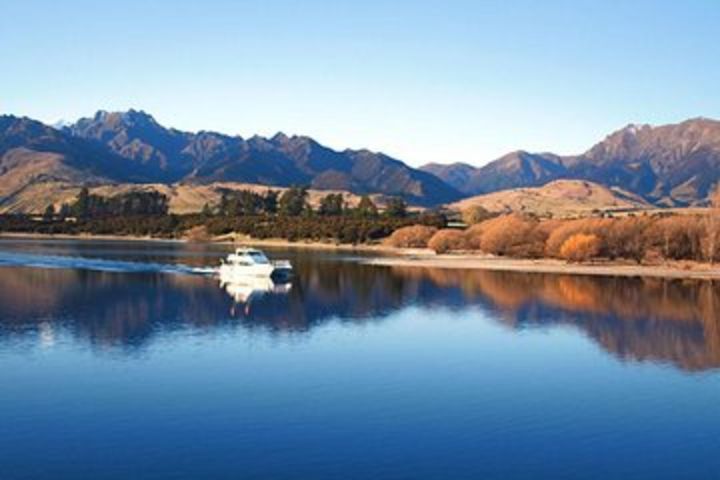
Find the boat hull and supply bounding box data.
[219,264,293,281]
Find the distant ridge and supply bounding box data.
[422,117,720,206]
[0,110,462,210]
[3,111,720,213]
[64,110,462,206]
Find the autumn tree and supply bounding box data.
[605,216,651,263]
[545,218,611,258]
[384,225,437,248]
[559,233,601,263]
[477,214,537,256]
[704,187,720,264]
[184,225,210,242]
[464,222,486,250]
[428,229,469,254]
[645,215,703,261]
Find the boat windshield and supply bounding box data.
[248,252,270,264]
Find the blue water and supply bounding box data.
[1,238,719,479]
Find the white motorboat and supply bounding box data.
[219,248,293,280]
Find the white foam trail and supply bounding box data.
[0,251,218,276]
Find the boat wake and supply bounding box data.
[0,251,218,276]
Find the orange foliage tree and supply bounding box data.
[428,229,469,254]
[384,225,438,248]
[704,187,720,264]
[545,218,611,258]
[605,216,652,263]
[559,233,601,263]
[644,215,703,261]
[477,214,537,256]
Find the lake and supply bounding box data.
[1,238,720,479]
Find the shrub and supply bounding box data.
[384,225,438,248]
[478,214,537,256]
[644,215,703,261]
[560,233,601,262]
[184,225,211,242]
[464,223,487,250]
[545,218,611,258]
[428,229,469,253]
[605,216,652,263]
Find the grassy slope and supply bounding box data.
[448,179,652,217]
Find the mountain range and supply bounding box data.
[1,111,720,212]
[422,118,720,206]
[0,110,460,208]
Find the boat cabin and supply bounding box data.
[225,248,271,266]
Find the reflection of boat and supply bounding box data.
[220,275,292,304]
[219,248,293,280]
[220,272,292,316]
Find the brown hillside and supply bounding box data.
[448,180,651,217]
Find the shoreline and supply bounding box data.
[361,254,720,280]
[2,232,720,279]
[0,232,185,244]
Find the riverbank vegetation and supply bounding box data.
[388,190,720,264]
[0,187,445,244]
[4,186,720,265]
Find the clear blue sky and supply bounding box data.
[2,0,719,166]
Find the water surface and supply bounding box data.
[1,238,720,479]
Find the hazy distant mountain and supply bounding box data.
[63,110,461,205]
[420,162,477,193]
[422,153,565,196]
[422,118,720,205]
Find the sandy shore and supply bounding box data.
[230,238,720,279]
[362,253,720,280]
[2,232,720,279]
[228,237,421,254]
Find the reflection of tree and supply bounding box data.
[0,268,230,350]
[0,261,417,349]
[392,267,720,371]
[2,258,720,371]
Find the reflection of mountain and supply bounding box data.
[1,259,719,371]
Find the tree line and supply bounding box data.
[12,185,720,263]
[388,203,720,264]
[212,187,405,218]
[2,187,441,243]
[43,188,170,219]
